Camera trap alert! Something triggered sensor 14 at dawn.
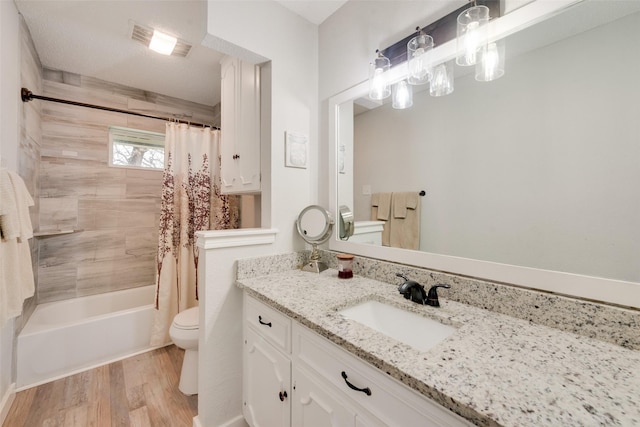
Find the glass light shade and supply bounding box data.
[407,32,434,85]
[392,80,413,109]
[369,51,391,100]
[476,40,506,82]
[430,61,454,97]
[149,30,177,55]
[456,5,489,66]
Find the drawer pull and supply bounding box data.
[341,371,371,396]
[279,390,288,401]
[258,315,272,327]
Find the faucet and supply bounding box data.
[396,273,450,307]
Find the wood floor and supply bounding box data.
[3,345,198,427]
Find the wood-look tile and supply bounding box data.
[43,79,129,111]
[125,228,158,258]
[108,363,131,427]
[3,346,197,427]
[36,264,77,303]
[39,197,78,231]
[128,406,151,427]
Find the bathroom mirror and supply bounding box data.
[296,205,334,273]
[329,0,640,308]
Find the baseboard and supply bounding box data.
[193,414,248,427]
[0,383,16,425]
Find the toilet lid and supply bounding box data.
[173,306,199,330]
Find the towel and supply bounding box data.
[0,169,20,240]
[389,192,421,250]
[393,192,419,219]
[0,169,35,328]
[371,192,392,246]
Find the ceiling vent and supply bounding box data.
[130,23,192,58]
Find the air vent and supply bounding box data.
[130,23,192,58]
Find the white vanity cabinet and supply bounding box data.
[243,294,473,427]
[220,56,261,194]
[243,296,292,426]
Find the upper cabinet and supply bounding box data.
[220,56,261,194]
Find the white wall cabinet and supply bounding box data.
[220,56,261,194]
[243,294,473,427]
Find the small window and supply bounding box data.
[109,126,165,170]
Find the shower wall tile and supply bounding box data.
[37,265,77,303]
[36,72,216,303]
[125,169,162,199]
[39,197,78,231]
[125,228,158,257]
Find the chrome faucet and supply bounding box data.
[396,273,450,307]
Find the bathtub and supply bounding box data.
[16,285,160,390]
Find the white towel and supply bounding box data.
[0,169,20,240]
[0,170,35,328]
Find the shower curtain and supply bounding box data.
[151,123,238,346]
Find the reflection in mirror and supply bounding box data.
[334,1,640,291]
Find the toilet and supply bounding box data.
[169,306,199,395]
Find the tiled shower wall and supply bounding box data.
[37,71,220,303]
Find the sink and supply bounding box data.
[338,300,456,352]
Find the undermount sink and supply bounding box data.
[338,300,456,352]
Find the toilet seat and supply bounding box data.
[172,307,199,330]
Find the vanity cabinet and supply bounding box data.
[220,56,261,194]
[243,296,292,426]
[243,294,473,427]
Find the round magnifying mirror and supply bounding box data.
[296,205,334,273]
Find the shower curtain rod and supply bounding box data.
[20,88,219,130]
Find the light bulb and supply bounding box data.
[463,21,480,65]
[392,80,413,109]
[371,68,386,99]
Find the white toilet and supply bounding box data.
[169,306,199,395]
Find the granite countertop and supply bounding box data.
[237,269,640,427]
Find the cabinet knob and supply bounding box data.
[233,154,240,160]
[279,390,288,401]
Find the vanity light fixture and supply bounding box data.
[392,80,413,109]
[456,3,490,66]
[475,39,505,81]
[369,50,391,100]
[407,27,434,86]
[430,61,454,97]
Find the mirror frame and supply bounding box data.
[328,0,640,309]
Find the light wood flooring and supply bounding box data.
[3,345,197,427]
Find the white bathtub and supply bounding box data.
[16,285,160,390]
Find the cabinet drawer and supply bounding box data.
[245,296,291,353]
[293,323,473,427]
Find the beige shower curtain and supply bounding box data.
[151,123,238,346]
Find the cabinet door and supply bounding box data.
[220,55,238,193]
[220,56,261,194]
[244,327,291,427]
[292,365,355,427]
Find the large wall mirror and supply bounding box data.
[329,0,640,308]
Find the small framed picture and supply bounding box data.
[285,131,308,169]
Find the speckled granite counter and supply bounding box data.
[238,269,640,427]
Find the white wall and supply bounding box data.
[0,0,21,420]
[199,2,318,426]
[0,0,20,170]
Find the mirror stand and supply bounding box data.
[302,243,326,273]
[296,205,334,274]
